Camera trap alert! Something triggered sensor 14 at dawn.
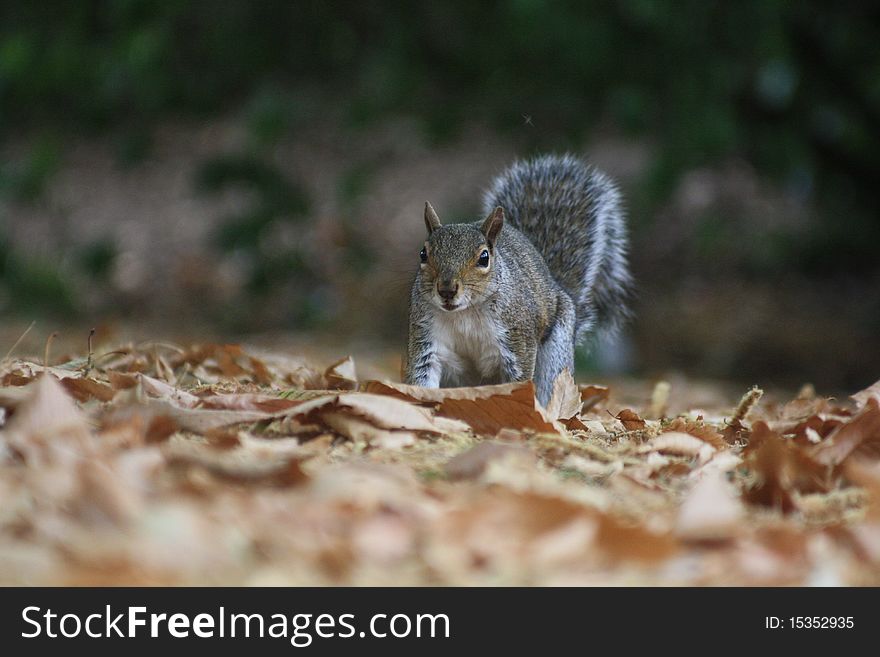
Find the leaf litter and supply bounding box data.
[0,341,878,585]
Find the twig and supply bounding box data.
[2,320,36,363]
[44,331,59,369]
[83,328,96,376]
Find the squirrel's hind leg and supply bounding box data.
[534,294,576,407]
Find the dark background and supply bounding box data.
[1,1,878,391]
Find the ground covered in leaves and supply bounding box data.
[1,341,879,585]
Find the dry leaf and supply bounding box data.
[663,417,728,450]
[364,380,562,435]
[578,384,610,412]
[324,356,358,390]
[616,408,646,431]
[811,397,880,466]
[545,369,581,420]
[60,377,117,403]
[291,392,463,434]
[639,432,714,459]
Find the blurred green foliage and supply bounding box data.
[1,0,878,273]
[0,225,77,316]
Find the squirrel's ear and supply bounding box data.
[481,206,504,245]
[424,202,442,234]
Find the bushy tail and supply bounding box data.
[482,153,632,341]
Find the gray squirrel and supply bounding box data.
[404,153,632,405]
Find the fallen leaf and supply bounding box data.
[639,432,714,458]
[60,377,117,403]
[616,408,646,431]
[291,392,463,435]
[364,380,562,435]
[811,398,880,466]
[663,417,728,450]
[578,384,610,412]
[324,356,358,390]
[545,369,581,420]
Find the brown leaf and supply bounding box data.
[663,417,728,450]
[810,397,880,466]
[291,392,462,434]
[364,380,562,435]
[578,384,610,412]
[616,408,646,431]
[106,371,138,390]
[60,377,117,403]
[324,356,358,391]
[197,393,301,414]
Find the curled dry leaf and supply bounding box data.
[324,356,358,391]
[322,412,416,448]
[579,384,610,413]
[291,392,466,435]
[545,369,581,420]
[616,408,646,431]
[364,380,562,436]
[60,377,116,403]
[810,397,880,466]
[663,417,728,450]
[639,432,715,459]
[137,374,201,407]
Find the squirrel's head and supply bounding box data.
[417,202,504,312]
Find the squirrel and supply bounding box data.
[404,153,632,406]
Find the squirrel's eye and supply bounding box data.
[420,247,428,263]
[477,249,490,267]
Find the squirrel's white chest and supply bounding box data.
[430,307,506,387]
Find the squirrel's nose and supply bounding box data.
[437,281,458,301]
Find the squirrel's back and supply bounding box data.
[482,153,632,341]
